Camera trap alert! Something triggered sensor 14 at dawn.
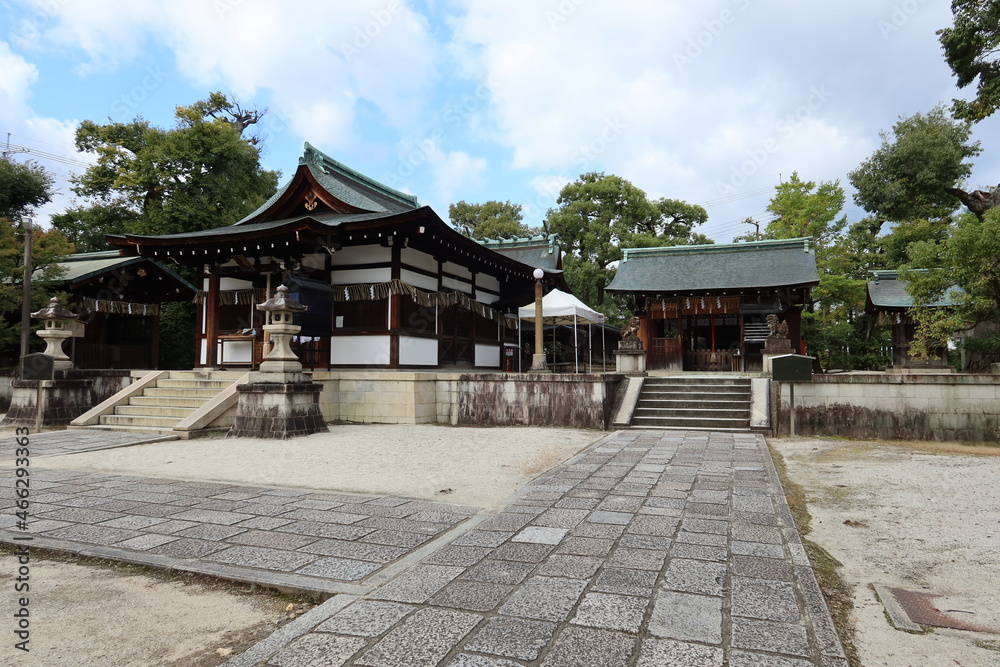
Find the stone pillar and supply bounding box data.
[614,339,647,376]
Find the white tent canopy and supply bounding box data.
[517,289,605,372]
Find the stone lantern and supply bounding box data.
[31,297,78,371]
[255,285,308,374]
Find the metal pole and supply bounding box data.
[20,218,33,361]
[789,382,796,437]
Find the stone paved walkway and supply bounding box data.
[1,429,847,665]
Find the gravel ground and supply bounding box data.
[770,436,1000,667]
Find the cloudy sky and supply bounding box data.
[2,0,998,242]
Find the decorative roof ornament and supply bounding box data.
[31,297,78,321]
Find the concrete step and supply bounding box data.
[637,399,750,410]
[78,424,179,435]
[634,406,749,419]
[166,370,247,381]
[99,414,183,428]
[114,405,196,419]
[143,388,226,399]
[631,415,751,429]
[644,377,751,387]
[156,379,234,390]
[642,384,751,394]
[128,396,210,409]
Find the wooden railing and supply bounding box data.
[684,349,739,372]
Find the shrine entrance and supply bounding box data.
[646,297,744,372]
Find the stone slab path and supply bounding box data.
[0,429,847,665]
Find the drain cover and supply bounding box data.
[876,585,1000,634]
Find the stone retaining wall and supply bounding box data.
[311,371,624,430]
[777,373,1000,443]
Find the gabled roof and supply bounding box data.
[606,237,820,294]
[866,270,960,309]
[477,235,563,272]
[37,251,196,292]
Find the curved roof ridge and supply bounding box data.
[302,142,418,208]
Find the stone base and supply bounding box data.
[1,377,95,427]
[614,349,647,376]
[762,348,793,375]
[228,381,329,440]
[529,354,551,373]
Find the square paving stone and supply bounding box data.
[280,509,369,525]
[224,529,318,551]
[498,576,587,622]
[555,497,600,510]
[680,517,728,535]
[233,503,294,517]
[296,557,382,581]
[733,495,775,513]
[539,626,636,667]
[732,510,780,527]
[607,547,666,571]
[572,521,626,539]
[571,592,648,632]
[35,507,120,524]
[112,534,179,551]
[732,555,794,581]
[512,526,568,545]
[430,580,514,612]
[452,530,514,548]
[618,534,672,550]
[360,517,453,535]
[671,542,728,562]
[729,650,816,667]
[206,545,316,571]
[447,654,523,667]
[41,524,141,546]
[463,559,536,585]
[464,616,557,662]
[637,638,724,666]
[174,523,247,541]
[361,529,429,548]
[423,545,492,567]
[97,515,167,530]
[491,541,554,563]
[166,509,254,525]
[315,600,414,636]
[649,590,723,644]
[587,510,633,525]
[535,554,603,579]
[676,531,728,547]
[371,564,465,603]
[597,496,645,512]
[732,577,801,622]
[732,541,786,559]
[557,536,614,557]
[232,516,295,530]
[592,567,659,597]
[626,515,679,537]
[477,513,534,532]
[270,632,367,667]
[645,496,686,510]
[731,617,811,657]
[732,522,784,545]
[686,502,730,517]
[355,607,481,667]
[533,508,589,529]
[147,537,228,559]
[299,539,407,563]
[663,558,727,596]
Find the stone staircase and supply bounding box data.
[630,376,752,430]
[71,370,248,437]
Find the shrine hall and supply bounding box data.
[108,144,558,371]
[605,237,820,372]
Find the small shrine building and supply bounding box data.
[108,144,554,371]
[605,237,819,372]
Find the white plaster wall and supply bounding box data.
[331,267,392,285]
[329,245,390,266]
[400,268,438,292]
[442,261,472,279]
[442,276,472,293]
[478,274,501,293]
[330,336,391,366]
[220,277,254,290]
[401,247,438,273]
[475,343,501,368]
[399,336,438,366]
[219,340,253,363]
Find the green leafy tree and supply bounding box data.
[760,172,847,248]
[0,158,73,363]
[55,92,279,243]
[939,0,1000,122]
[449,200,538,239]
[904,209,1000,368]
[545,172,709,319]
[848,106,980,227]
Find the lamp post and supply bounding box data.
[530,268,548,372]
[19,217,33,362]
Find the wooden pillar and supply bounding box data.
[389,244,401,368]
[206,270,220,369]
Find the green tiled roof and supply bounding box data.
[33,251,197,292]
[867,270,959,309]
[606,237,819,294]
[478,235,562,271]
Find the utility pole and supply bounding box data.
[20,217,33,362]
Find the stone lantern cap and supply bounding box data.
[256,285,308,313]
[31,297,78,321]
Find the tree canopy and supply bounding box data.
[760,172,847,248]
[939,0,1000,122]
[847,106,980,226]
[53,92,279,248]
[449,200,538,239]
[544,172,709,317]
